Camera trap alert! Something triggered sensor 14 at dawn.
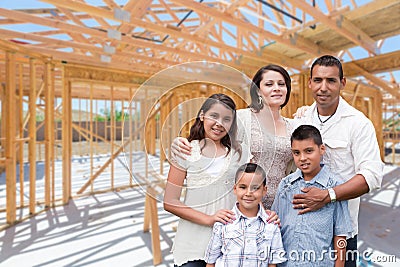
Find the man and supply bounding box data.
[293,55,383,267]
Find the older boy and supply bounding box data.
[205,163,286,267]
[272,125,352,266]
[293,55,383,267]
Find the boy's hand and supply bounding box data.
[292,187,330,214]
[171,137,192,159]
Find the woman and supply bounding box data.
[237,64,294,208]
[172,64,294,209]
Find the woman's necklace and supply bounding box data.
[317,109,335,130]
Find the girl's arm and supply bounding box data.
[206,264,215,267]
[333,236,346,267]
[163,164,234,226]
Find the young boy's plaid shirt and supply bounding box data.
[204,203,286,267]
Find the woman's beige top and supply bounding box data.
[237,108,293,209]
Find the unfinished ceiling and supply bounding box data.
[0,0,399,99]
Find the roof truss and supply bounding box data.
[0,0,398,98]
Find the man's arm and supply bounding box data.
[292,174,369,214]
[333,174,369,201]
[206,264,215,267]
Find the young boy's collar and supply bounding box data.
[288,164,334,188]
[233,202,269,224]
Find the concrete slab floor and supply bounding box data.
[0,165,399,267]
[0,189,175,267]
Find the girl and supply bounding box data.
[163,93,250,267]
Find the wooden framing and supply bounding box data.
[5,51,17,223]
[0,1,399,265]
[28,58,37,214]
[143,186,162,266]
[62,71,72,204]
[0,1,398,98]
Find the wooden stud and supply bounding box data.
[50,63,55,205]
[18,63,25,208]
[5,51,17,224]
[143,187,162,266]
[0,84,5,161]
[29,58,37,213]
[111,86,115,190]
[62,74,72,203]
[90,83,94,189]
[159,97,165,175]
[129,87,133,186]
[44,62,52,207]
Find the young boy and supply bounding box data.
[271,125,353,267]
[204,163,286,267]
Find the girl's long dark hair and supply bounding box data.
[187,93,241,158]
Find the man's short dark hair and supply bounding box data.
[291,125,323,146]
[311,55,344,80]
[235,163,266,185]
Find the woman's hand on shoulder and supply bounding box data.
[210,209,236,226]
[266,209,281,227]
[171,137,192,159]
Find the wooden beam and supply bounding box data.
[147,187,162,265]
[5,52,17,224]
[0,29,178,70]
[347,62,400,99]
[19,45,158,74]
[173,0,250,51]
[295,51,400,99]
[52,6,97,49]
[286,0,377,54]
[44,62,53,207]
[17,63,25,208]
[343,50,400,77]
[0,9,257,75]
[62,68,72,203]
[64,63,150,80]
[110,0,152,49]
[171,0,331,54]
[29,58,37,214]
[38,0,303,69]
[345,0,399,19]
[117,0,151,32]
[0,38,48,60]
